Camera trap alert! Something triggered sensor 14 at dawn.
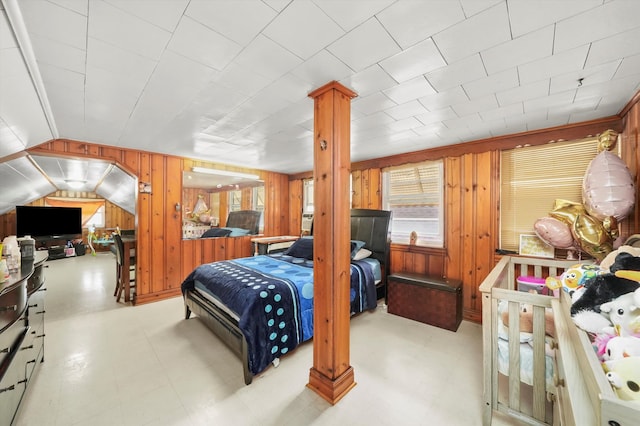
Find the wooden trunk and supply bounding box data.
[387,272,462,332]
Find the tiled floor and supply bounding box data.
[13,252,517,425]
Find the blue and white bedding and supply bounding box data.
[180,254,378,376]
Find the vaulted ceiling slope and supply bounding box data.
[1,0,640,177]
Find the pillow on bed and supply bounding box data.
[352,247,372,261]
[350,240,367,259]
[222,227,250,236]
[201,228,232,238]
[284,237,314,259]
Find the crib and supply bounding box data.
[480,255,640,426]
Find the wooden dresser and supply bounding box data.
[0,251,47,426]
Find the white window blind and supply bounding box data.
[500,139,599,251]
[383,160,444,247]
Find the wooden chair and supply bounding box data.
[113,234,135,302]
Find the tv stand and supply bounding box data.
[34,235,81,260]
[47,245,66,260]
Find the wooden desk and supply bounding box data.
[118,237,136,303]
[250,236,299,256]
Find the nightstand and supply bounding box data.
[250,236,299,256]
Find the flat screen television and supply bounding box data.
[16,206,82,239]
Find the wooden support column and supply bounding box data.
[306,81,357,404]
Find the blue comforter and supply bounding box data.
[180,255,377,376]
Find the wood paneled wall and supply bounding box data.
[21,140,290,304]
[289,114,633,323]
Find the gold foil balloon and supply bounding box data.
[548,199,616,261]
[548,199,586,226]
[572,213,613,261]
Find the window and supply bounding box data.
[382,160,444,247]
[500,138,599,251]
[228,190,242,212]
[85,205,105,228]
[303,179,314,214]
[253,186,265,232]
[302,177,352,214]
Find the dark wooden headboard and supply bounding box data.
[226,210,261,235]
[350,209,392,295]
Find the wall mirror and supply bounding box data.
[182,168,264,239]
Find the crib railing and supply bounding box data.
[479,256,577,426]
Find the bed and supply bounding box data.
[181,208,391,385]
[480,256,640,425]
[201,210,262,238]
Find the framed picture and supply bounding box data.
[519,234,555,258]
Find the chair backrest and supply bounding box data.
[113,234,124,266]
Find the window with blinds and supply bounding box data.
[382,160,444,247]
[500,138,599,251]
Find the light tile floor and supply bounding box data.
[14,252,521,425]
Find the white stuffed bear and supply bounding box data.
[603,336,640,370]
[600,288,640,337]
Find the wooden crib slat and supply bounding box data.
[532,305,547,422]
[508,300,521,410]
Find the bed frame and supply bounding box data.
[183,208,391,385]
[480,255,640,425]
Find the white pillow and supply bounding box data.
[352,248,372,261]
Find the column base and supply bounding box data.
[307,366,356,405]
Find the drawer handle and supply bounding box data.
[26,359,36,364]
[1,347,8,354]
[35,334,45,339]
[17,379,27,384]
[554,376,565,387]
[550,341,559,350]
[20,344,34,351]
[37,288,47,292]
[0,384,15,393]
[28,303,38,308]
[0,304,17,313]
[35,310,46,314]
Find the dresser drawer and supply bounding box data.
[0,284,27,333]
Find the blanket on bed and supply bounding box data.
[180,255,377,376]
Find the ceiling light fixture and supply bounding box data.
[191,167,259,180]
[65,179,86,189]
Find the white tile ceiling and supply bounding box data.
[1,0,640,177]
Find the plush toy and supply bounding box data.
[570,274,640,334]
[603,336,640,368]
[605,356,640,401]
[600,288,640,337]
[600,245,640,271]
[501,301,556,338]
[545,263,601,296]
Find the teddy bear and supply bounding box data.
[501,300,556,338]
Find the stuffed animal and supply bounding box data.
[599,245,640,271]
[605,356,640,401]
[501,302,556,338]
[570,274,640,334]
[603,336,640,369]
[545,263,601,296]
[600,288,640,337]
